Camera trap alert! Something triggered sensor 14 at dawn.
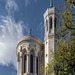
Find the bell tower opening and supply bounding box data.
[54,17,57,29]
[46,20,48,32]
[49,17,52,33]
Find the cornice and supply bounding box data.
[44,7,59,19]
[44,33,55,41]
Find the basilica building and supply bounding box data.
[16,0,59,75]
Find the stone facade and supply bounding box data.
[17,36,44,75]
[16,6,59,75]
[44,7,59,71]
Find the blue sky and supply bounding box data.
[0,0,64,75]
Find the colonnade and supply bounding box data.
[19,51,39,75]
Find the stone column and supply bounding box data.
[26,55,28,73]
[34,56,36,75]
[20,53,23,75]
[26,53,29,74]
[28,54,30,73]
[17,52,20,75]
[18,61,20,75]
[22,56,24,74]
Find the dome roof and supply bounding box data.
[17,35,43,47]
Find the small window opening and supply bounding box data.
[55,18,57,28]
[50,17,52,29]
[46,20,48,31]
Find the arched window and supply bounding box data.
[54,18,57,28]
[36,57,38,74]
[30,55,33,73]
[49,17,52,29]
[24,55,26,73]
[46,20,48,31]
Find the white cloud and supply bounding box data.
[5,0,18,16]
[0,0,28,70]
[0,16,28,69]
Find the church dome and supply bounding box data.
[16,35,43,75]
[17,35,43,47]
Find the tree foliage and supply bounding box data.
[41,0,75,75]
[65,0,75,8]
[55,4,75,74]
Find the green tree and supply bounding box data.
[41,0,75,75]
[56,5,75,74]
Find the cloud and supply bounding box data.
[0,0,28,70]
[0,16,28,69]
[5,0,18,16]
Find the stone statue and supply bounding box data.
[29,28,32,35]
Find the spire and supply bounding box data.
[50,0,53,8]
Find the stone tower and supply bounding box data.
[44,0,59,74]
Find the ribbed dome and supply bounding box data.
[17,35,43,47]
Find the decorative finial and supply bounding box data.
[29,28,32,35]
[50,0,53,8]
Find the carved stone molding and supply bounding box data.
[20,52,23,58]
[35,51,38,57]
